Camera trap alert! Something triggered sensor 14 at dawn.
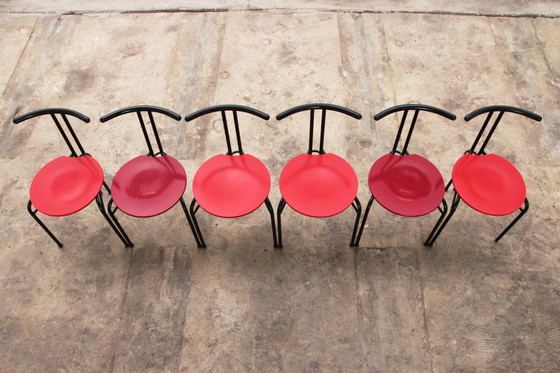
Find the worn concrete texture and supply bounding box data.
[2,0,560,17]
[1,1,559,372]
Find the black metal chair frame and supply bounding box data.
[426,105,542,246]
[13,108,130,248]
[184,104,278,248]
[353,104,456,247]
[276,103,363,248]
[100,105,203,248]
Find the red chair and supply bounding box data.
[100,106,202,248]
[426,105,542,246]
[276,103,362,248]
[353,104,456,247]
[13,108,130,248]
[184,105,277,248]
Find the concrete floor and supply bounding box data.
[1,1,559,372]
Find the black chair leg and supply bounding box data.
[189,198,207,249]
[495,198,529,242]
[350,197,362,247]
[96,192,133,248]
[264,197,279,248]
[107,199,134,248]
[179,197,204,248]
[424,198,448,246]
[276,198,287,249]
[353,195,375,248]
[27,200,63,248]
[425,190,461,247]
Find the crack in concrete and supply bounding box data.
[1,18,38,99]
[108,246,134,373]
[417,249,434,373]
[3,8,560,19]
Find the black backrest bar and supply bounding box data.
[13,108,90,124]
[464,105,542,155]
[185,105,270,156]
[13,108,91,157]
[374,104,456,121]
[100,105,181,122]
[276,103,362,121]
[185,104,269,122]
[100,105,181,156]
[276,103,362,154]
[374,104,456,155]
[464,105,542,122]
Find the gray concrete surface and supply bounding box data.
[1,1,559,372]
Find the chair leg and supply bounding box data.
[189,198,207,249]
[350,197,362,247]
[102,180,112,195]
[276,198,287,249]
[179,197,204,249]
[107,198,134,248]
[445,179,453,192]
[27,200,63,248]
[424,190,461,247]
[96,192,133,248]
[424,198,448,246]
[495,198,529,242]
[353,195,375,248]
[264,197,279,248]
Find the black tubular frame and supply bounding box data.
[100,105,203,248]
[426,105,542,246]
[184,104,277,248]
[373,104,457,155]
[14,108,130,248]
[186,104,270,155]
[353,104,457,247]
[276,103,362,155]
[275,103,363,248]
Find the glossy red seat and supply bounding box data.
[14,108,130,248]
[111,155,187,218]
[276,104,362,248]
[280,153,358,218]
[369,153,445,217]
[193,154,270,218]
[100,106,202,248]
[354,104,456,247]
[185,105,277,248]
[30,155,104,216]
[452,153,526,216]
[427,106,542,245]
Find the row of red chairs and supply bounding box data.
[14,104,541,249]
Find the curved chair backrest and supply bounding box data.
[464,105,542,155]
[100,105,181,157]
[276,103,362,155]
[185,104,270,155]
[374,104,456,155]
[13,108,91,157]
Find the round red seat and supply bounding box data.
[111,155,186,218]
[452,153,526,216]
[193,154,271,218]
[280,153,358,218]
[30,155,104,217]
[369,154,445,217]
